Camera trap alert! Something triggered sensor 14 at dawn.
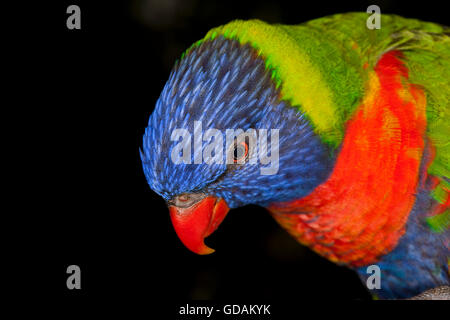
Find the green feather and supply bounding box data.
[426,210,450,233]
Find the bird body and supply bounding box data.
[142,13,449,299]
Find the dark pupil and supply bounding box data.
[234,145,245,160]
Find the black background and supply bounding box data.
[14,0,449,316]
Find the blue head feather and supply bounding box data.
[141,37,334,208]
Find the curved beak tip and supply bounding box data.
[199,246,215,255]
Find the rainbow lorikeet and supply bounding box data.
[141,13,450,299]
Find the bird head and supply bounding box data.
[141,36,333,254]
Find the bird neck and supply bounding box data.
[268,51,428,267]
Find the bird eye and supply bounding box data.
[233,140,249,163]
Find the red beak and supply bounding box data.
[169,196,229,255]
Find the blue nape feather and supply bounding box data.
[141,37,335,208]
